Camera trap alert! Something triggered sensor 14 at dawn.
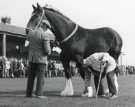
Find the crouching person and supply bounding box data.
[83,52,118,99]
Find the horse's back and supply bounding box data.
[79,27,122,59]
[61,26,122,61]
[90,27,122,59]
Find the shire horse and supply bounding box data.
[26,4,123,96]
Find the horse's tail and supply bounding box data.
[107,28,123,63]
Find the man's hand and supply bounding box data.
[101,61,107,67]
[100,61,107,73]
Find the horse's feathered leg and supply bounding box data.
[75,55,93,97]
[60,56,74,96]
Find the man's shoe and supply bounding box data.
[26,95,32,98]
[82,92,88,97]
[35,95,47,99]
[109,94,118,99]
[100,94,106,97]
[96,94,107,98]
[26,94,32,98]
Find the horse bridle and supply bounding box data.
[25,8,46,32]
[34,8,45,30]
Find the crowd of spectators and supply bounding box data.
[0,56,65,78]
[46,60,64,77]
[118,65,135,75]
[0,56,27,78]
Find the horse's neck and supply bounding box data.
[53,19,75,41]
[46,10,75,41]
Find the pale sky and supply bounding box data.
[0,0,135,65]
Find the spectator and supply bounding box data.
[18,59,25,78]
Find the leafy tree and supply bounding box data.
[1,16,11,24]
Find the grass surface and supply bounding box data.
[0,75,135,107]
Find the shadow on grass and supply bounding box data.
[43,90,82,98]
[0,90,91,98]
[0,90,80,98]
[0,90,109,100]
[0,90,25,98]
[1,90,133,100]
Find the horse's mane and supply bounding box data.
[43,6,71,22]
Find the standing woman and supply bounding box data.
[25,20,51,98]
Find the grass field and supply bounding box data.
[0,75,135,107]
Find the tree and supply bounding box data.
[1,16,11,24]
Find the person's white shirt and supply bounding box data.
[52,46,62,54]
[84,52,116,72]
[25,40,29,47]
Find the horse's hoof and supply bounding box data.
[60,91,74,96]
[60,91,66,96]
[82,93,93,97]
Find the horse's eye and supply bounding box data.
[31,13,35,17]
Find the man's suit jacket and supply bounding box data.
[27,28,51,64]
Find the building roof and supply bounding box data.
[0,23,26,38]
[0,23,55,40]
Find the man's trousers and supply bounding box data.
[26,62,46,97]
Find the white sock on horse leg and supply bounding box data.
[60,78,74,96]
[67,79,74,94]
[60,78,68,95]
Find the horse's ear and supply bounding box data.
[32,4,36,10]
[37,3,42,10]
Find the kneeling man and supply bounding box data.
[83,52,118,99]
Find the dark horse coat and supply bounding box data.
[26,4,123,80]
[60,26,122,78]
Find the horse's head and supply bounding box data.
[26,3,51,34]
[27,3,77,43]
